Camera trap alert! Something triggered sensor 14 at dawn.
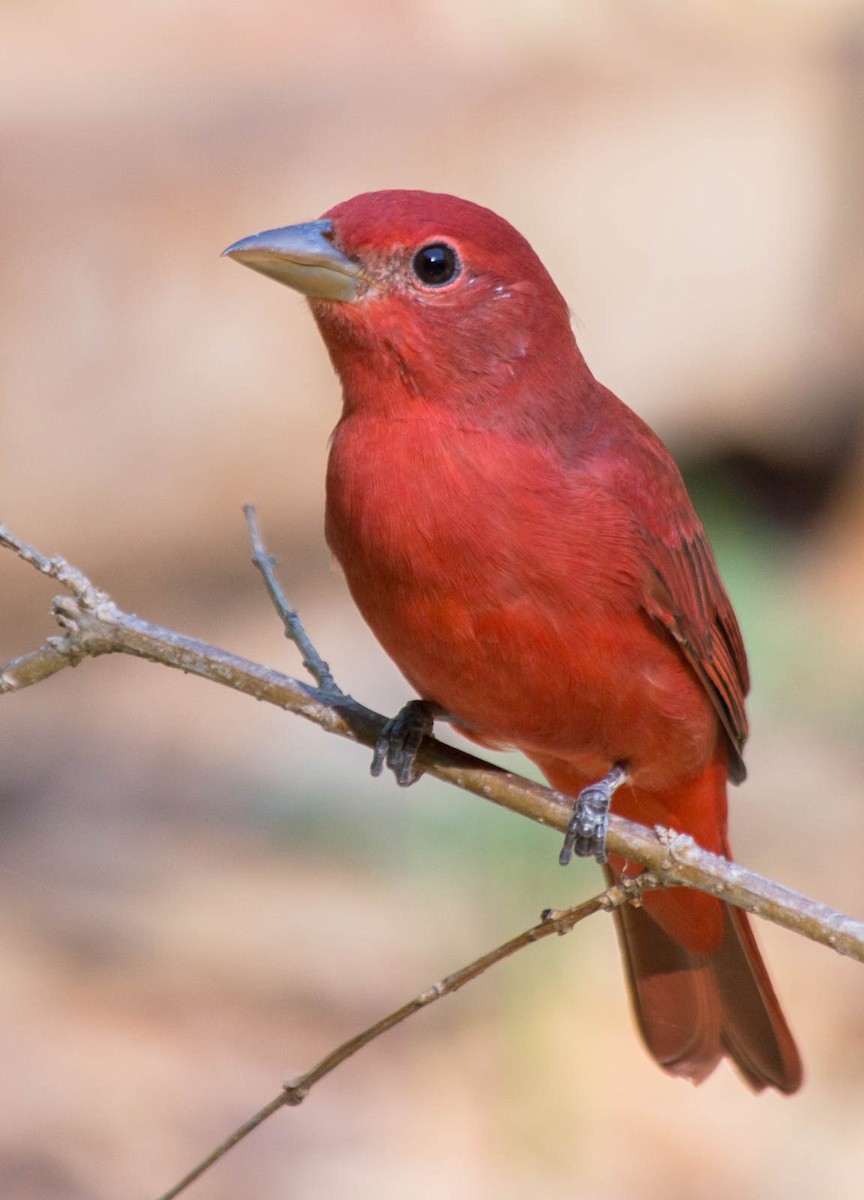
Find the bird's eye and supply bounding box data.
[411,243,460,287]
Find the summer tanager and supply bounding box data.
[224,190,802,1092]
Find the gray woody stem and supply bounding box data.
[3,515,862,1200]
[1,517,863,963]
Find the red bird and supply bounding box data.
[224,190,802,1092]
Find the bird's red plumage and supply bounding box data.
[238,189,802,1092]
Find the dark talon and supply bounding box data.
[559,764,628,866]
[371,699,445,787]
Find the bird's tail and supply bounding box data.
[542,753,802,1092]
[607,862,802,1091]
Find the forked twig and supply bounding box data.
[2,515,864,1197]
[1,518,862,960]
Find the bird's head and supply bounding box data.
[224,189,587,416]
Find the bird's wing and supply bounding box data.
[642,518,749,782]
[590,411,750,782]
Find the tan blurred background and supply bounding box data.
[3,1,864,1197]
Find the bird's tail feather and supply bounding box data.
[608,865,802,1092]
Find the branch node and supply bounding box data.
[52,595,85,635]
[282,1079,309,1106]
[537,906,591,936]
[418,981,445,1003]
[46,634,87,668]
[668,831,697,857]
[650,823,693,870]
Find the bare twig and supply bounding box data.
[154,886,629,1200]
[1,519,863,962]
[154,1092,290,1200]
[243,503,340,695]
[3,518,863,1196]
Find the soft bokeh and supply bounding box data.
[2,3,864,1198]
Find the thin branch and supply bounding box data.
[1,520,863,963]
[154,886,627,1200]
[243,503,340,695]
[3,518,863,1195]
[154,1092,290,1200]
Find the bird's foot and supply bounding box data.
[559,764,628,865]
[370,700,447,787]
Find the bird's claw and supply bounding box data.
[559,764,628,866]
[371,700,441,787]
[559,784,611,864]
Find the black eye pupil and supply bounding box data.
[412,243,459,286]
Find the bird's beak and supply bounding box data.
[222,220,361,302]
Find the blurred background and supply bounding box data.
[2,1,864,1197]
